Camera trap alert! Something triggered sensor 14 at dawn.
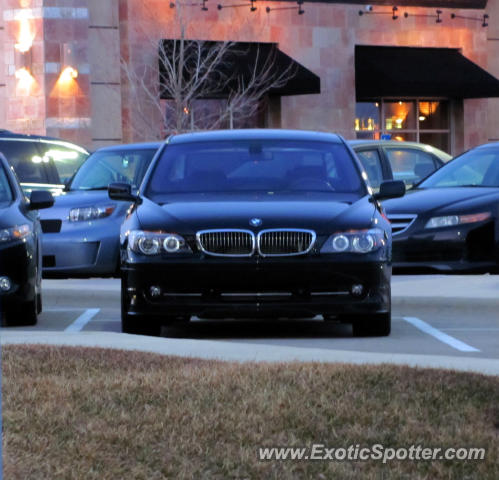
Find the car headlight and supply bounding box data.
[0,224,31,243]
[320,228,386,254]
[425,212,491,229]
[128,230,192,255]
[69,205,116,222]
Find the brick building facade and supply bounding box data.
[1,0,498,155]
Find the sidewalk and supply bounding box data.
[3,330,499,375]
[392,274,499,299]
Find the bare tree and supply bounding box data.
[120,1,297,140]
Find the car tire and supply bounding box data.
[4,299,38,326]
[121,314,161,336]
[352,312,391,337]
[36,292,42,314]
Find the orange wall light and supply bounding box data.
[14,10,35,91]
[59,44,79,84]
[15,10,35,54]
[60,66,78,83]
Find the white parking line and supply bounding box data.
[441,328,499,332]
[64,308,100,333]
[403,317,480,353]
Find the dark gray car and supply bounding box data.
[0,130,89,195]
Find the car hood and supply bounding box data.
[136,194,376,234]
[39,190,121,219]
[383,187,499,215]
[0,202,24,229]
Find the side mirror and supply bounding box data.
[29,190,54,210]
[373,180,406,201]
[108,182,140,203]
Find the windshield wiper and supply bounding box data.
[456,184,487,188]
[72,186,110,191]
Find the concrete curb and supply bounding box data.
[2,331,498,376]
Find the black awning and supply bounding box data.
[159,40,320,99]
[355,45,499,100]
[295,1,487,7]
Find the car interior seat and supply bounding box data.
[185,169,227,190]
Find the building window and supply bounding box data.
[355,99,450,152]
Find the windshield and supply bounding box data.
[70,148,157,191]
[146,140,365,199]
[419,146,499,188]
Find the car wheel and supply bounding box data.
[352,312,391,337]
[121,314,161,336]
[36,292,42,314]
[4,299,38,326]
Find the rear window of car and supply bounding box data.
[0,139,88,185]
[0,140,50,184]
[147,140,365,198]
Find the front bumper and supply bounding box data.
[123,256,391,319]
[0,241,36,309]
[42,221,120,277]
[392,220,498,272]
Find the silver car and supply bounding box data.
[348,140,451,190]
[40,142,161,277]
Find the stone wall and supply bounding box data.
[0,0,496,153]
[487,0,499,142]
[119,1,492,152]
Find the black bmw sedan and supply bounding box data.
[0,153,54,325]
[110,130,405,337]
[384,142,499,272]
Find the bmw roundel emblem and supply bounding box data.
[250,218,262,227]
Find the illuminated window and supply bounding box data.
[355,99,450,153]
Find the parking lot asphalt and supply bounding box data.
[1,275,498,375]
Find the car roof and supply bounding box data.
[168,129,344,144]
[348,140,451,158]
[94,142,162,152]
[349,140,432,148]
[472,141,499,150]
[0,130,89,153]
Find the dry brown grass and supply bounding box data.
[2,345,498,479]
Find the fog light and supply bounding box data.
[0,276,11,292]
[351,284,364,297]
[149,286,161,298]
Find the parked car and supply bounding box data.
[383,142,499,272]
[0,153,54,325]
[111,129,405,337]
[40,142,161,277]
[0,130,89,196]
[349,140,451,190]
